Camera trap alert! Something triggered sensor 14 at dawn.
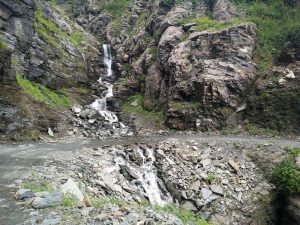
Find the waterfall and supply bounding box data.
[90,44,119,124]
[136,147,171,206]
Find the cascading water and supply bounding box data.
[136,147,172,206]
[90,44,125,128]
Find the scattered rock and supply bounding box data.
[182,201,197,211]
[210,185,224,196]
[15,189,34,200]
[228,159,240,172]
[32,192,61,209]
[61,178,84,202]
[201,188,213,200]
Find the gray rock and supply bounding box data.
[210,184,224,196]
[34,191,50,198]
[41,216,61,225]
[61,178,84,202]
[15,189,34,200]
[228,159,240,172]
[201,159,212,168]
[32,192,61,209]
[72,104,82,114]
[201,188,212,200]
[181,201,197,211]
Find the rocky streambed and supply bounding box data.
[10,137,295,225]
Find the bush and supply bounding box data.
[271,160,300,194]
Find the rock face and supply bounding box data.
[0,0,103,140]
[74,0,257,131]
[164,24,256,130]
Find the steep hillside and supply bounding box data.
[68,0,300,134]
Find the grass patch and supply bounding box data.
[287,147,300,162]
[235,0,300,75]
[76,86,90,94]
[61,193,78,208]
[21,182,53,192]
[179,16,248,32]
[153,204,210,225]
[244,124,279,136]
[102,0,130,18]
[70,31,84,47]
[16,74,71,107]
[0,40,7,49]
[122,94,165,123]
[34,10,66,48]
[169,101,201,110]
[149,46,158,61]
[92,197,127,208]
[206,174,218,184]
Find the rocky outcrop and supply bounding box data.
[0,0,103,140]
[164,24,256,130]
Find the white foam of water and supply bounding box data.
[90,44,120,124]
[137,148,167,206]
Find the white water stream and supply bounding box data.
[136,147,170,206]
[90,44,125,127]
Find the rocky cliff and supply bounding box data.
[0,0,103,140]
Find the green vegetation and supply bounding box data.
[16,74,71,107]
[92,197,127,208]
[244,124,279,136]
[169,101,201,110]
[70,31,84,47]
[34,10,66,48]
[0,40,7,49]
[91,197,210,225]
[102,0,130,17]
[206,174,218,184]
[102,0,130,31]
[122,94,165,124]
[21,181,53,192]
[61,194,78,208]
[121,63,131,72]
[149,46,158,61]
[235,0,300,74]
[77,86,90,94]
[271,160,300,194]
[153,204,210,225]
[179,16,247,32]
[287,148,300,162]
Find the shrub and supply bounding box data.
[271,160,300,194]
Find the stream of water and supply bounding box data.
[90,44,125,128]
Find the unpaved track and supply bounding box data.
[0,135,299,225]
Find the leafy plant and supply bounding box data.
[271,160,300,194]
[287,147,300,162]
